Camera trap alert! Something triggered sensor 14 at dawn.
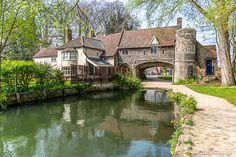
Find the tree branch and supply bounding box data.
[187,0,214,23]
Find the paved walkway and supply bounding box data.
[143,80,236,157]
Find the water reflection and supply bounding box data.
[0,90,174,157]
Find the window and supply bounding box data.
[62,51,77,60]
[122,49,128,55]
[150,45,157,53]
[51,57,57,62]
[62,67,70,76]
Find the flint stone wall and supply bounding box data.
[174,29,197,82]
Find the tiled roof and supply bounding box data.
[96,26,178,56]
[203,45,217,59]
[83,37,105,50]
[119,26,178,48]
[95,32,122,57]
[58,36,105,50]
[33,48,57,58]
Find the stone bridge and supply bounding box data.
[117,28,203,82]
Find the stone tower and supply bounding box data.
[174,28,197,82]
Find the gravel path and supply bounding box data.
[143,81,236,157]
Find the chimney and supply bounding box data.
[177,17,182,29]
[68,29,72,41]
[65,28,72,43]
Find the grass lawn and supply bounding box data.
[188,85,236,106]
[158,75,173,81]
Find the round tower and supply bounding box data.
[174,28,197,82]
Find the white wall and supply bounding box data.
[107,57,114,66]
[34,57,57,68]
[37,47,105,71]
[77,48,87,66]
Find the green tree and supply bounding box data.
[0,0,44,88]
[130,0,236,87]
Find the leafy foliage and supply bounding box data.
[168,92,197,115]
[113,73,142,90]
[0,92,7,110]
[168,91,197,155]
[169,127,182,155]
[1,60,64,93]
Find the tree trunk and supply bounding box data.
[64,25,72,44]
[0,47,2,91]
[218,28,236,87]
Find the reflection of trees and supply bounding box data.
[0,90,174,157]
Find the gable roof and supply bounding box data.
[59,36,105,51]
[33,48,57,58]
[119,26,178,49]
[96,26,178,57]
[34,26,179,58]
[150,36,159,45]
[95,32,123,57]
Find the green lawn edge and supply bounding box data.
[187,85,236,106]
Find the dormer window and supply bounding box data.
[62,51,77,60]
[151,44,157,53]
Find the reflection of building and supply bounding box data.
[144,90,170,103]
[0,90,174,157]
[98,116,173,142]
[63,104,71,122]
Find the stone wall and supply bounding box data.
[196,43,217,77]
[174,28,197,82]
[117,47,175,67]
[6,83,115,106]
[113,28,217,82]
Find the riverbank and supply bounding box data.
[6,82,114,106]
[143,81,236,157]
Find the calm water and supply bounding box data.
[0,90,174,157]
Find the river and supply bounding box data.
[0,90,174,157]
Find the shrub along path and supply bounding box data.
[143,80,236,157]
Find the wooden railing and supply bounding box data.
[64,65,130,82]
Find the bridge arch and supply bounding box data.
[134,60,174,80]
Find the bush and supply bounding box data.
[0,93,7,110]
[168,91,197,115]
[113,73,142,90]
[168,91,197,155]
[169,128,182,155]
[51,81,91,92]
[0,60,64,93]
